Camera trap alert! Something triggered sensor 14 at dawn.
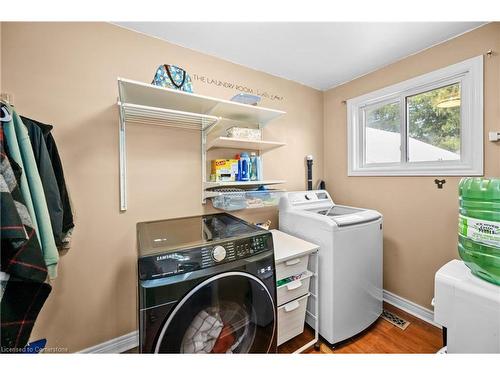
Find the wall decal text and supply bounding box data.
[192,74,284,101]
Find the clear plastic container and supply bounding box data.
[211,190,283,211]
[226,127,261,140]
[458,177,500,285]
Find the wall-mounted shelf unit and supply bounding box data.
[206,137,286,152]
[117,77,286,211]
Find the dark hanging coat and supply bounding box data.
[21,116,74,243]
[0,116,51,351]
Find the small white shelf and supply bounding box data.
[203,180,286,190]
[118,78,285,126]
[206,137,286,152]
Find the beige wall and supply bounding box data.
[2,21,499,352]
[1,22,324,352]
[324,22,500,309]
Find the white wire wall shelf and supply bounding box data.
[206,137,286,152]
[210,189,285,211]
[118,78,285,125]
[117,77,286,211]
[120,103,219,131]
[203,182,286,206]
[203,180,286,190]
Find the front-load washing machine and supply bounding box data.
[137,213,277,353]
[279,190,383,345]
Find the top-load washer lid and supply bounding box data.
[280,190,381,227]
[137,213,266,257]
[313,205,381,227]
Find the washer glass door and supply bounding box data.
[154,272,276,353]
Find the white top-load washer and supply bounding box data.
[279,190,383,345]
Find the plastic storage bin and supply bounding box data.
[275,254,309,280]
[458,177,500,285]
[277,294,310,345]
[211,190,283,211]
[226,126,261,140]
[277,271,312,306]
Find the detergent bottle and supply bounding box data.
[239,152,250,181]
[235,154,241,181]
[249,152,258,181]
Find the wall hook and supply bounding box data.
[486,49,493,57]
[0,92,14,105]
[434,179,446,189]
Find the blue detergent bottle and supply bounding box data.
[240,152,250,181]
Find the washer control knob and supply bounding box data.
[212,246,227,262]
[305,193,316,201]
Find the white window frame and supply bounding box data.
[347,55,483,176]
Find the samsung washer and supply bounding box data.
[137,213,277,353]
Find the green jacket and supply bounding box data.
[2,104,40,244]
[4,105,59,279]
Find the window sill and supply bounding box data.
[348,165,483,177]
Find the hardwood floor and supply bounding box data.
[125,302,443,354]
[278,302,443,354]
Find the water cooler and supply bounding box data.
[434,260,500,353]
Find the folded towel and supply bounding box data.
[181,309,223,353]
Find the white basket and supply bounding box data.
[277,271,312,306]
[277,294,310,346]
[275,255,309,280]
[211,190,283,211]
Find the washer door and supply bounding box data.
[154,271,276,353]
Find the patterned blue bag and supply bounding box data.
[151,64,194,93]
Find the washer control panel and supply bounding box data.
[139,233,273,280]
[200,234,271,268]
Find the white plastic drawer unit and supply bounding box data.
[271,229,319,350]
[275,255,309,280]
[276,271,312,306]
[277,294,310,346]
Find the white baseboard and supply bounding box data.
[383,289,441,328]
[78,330,138,354]
[78,290,439,353]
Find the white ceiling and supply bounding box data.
[116,22,485,91]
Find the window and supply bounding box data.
[347,56,483,176]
